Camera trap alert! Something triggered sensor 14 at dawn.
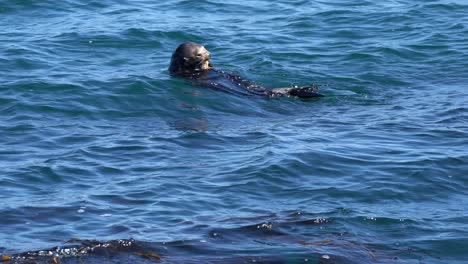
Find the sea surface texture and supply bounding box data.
[1,0,467,263]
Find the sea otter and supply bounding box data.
[169,42,324,98]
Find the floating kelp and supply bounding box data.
[0,215,428,263]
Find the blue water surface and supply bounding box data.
[1,0,467,263]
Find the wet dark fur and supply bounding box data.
[169,42,323,98]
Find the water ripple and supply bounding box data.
[1,0,468,263]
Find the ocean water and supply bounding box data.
[1,0,467,263]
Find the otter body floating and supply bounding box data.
[169,42,324,98]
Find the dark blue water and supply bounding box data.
[1,0,467,263]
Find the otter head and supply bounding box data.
[169,42,212,76]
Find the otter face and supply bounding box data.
[169,42,212,75]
